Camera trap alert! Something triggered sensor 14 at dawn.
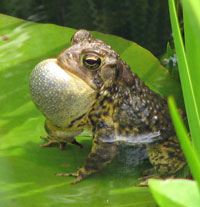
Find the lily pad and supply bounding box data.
[0,14,182,207]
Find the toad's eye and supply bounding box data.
[82,53,101,70]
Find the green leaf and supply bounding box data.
[167,42,173,58]
[0,14,182,206]
[182,0,200,156]
[168,96,200,190]
[149,179,200,207]
[182,0,200,46]
[168,0,200,156]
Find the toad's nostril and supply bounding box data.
[66,52,72,58]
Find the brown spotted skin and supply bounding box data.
[76,75,185,183]
[147,136,185,176]
[32,30,186,184]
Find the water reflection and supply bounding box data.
[55,185,94,202]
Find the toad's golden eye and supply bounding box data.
[82,53,101,70]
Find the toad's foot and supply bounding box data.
[56,167,92,184]
[40,136,83,150]
[136,168,159,186]
[40,141,66,150]
[136,168,174,186]
[40,136,66,150]
[136,174,160,186]
[136,175,174,186]
[71,139,83,149]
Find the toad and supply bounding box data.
[30,30,185,184]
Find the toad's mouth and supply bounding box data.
[57,54,98,91]
[60,66,97,91]
[29,58,96,128]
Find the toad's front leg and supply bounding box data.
[57,137,118,184]
[40,119,83,150]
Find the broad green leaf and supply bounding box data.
[0,14,183,206]
[149,179,200,207]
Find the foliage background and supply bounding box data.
[0,0,172,57]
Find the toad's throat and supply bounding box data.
[30,59,96,128]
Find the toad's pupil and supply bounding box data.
[86,58,98,65]
[83,54,101,69]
